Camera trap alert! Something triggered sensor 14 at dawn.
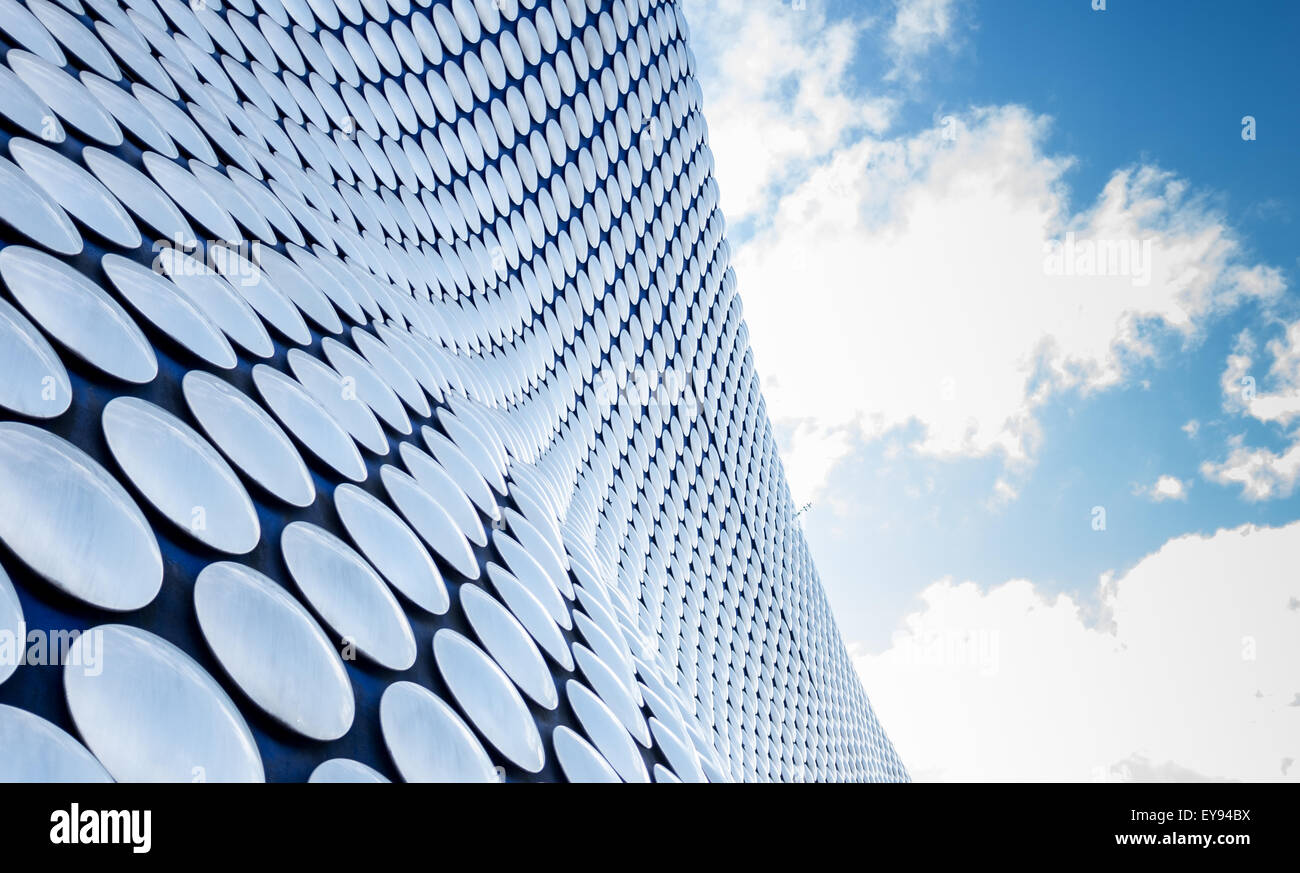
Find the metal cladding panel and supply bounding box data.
[0,0,906,783]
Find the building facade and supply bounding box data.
[0,0,906,782]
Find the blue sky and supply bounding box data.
[815,0,1300,644]
[925,0,1300,257]
[685,0,1300,780]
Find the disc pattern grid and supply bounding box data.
[0,0,907,783]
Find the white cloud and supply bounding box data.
[1203,322,1300,500]
[1137,474,1189,502]
[1257,323,1300,425]
[1221,324,1300,425]
[1182,419,1200,438]
[853,522,1300,781]
[731,105,1281,501]
[1218,330,1257,416]
[989,477,1018,507]
[887,0,963,78]
[683,0,894,224]
[1203,435,1300,501]
[779,420,854,503]
[685,3,1284,506]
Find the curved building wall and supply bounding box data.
[0,0,907,783]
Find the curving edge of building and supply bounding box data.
[0,0,907,783]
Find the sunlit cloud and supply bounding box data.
[854,521,1300,781]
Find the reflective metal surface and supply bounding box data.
[7,50,121,146]
[280,521,416,671]
[572,642,650,747]
[493,531,570,630]
[141,152,238,242]
[102,254,236,369]
[8,137,140,249]
[0,0,907,784]
[322,337,412,434]
[102,397,260,555]
[653,764,682,784]
[399,442,486,546]
[64,624,264,782]
[181,371,316,508]
[286,348,389,455]
[565,679,649,784]
[194,562,354,741]
[551,725,620,783]
[252,363,367,482]
[0,422,162,611]
[0,64,65,143]
[333,483,449,615]
[84,148,197,248]
[433,628,544,773]
[0,246,156,383]
[154,248,273,359]
[459,583,557,710]
[379,680,497,783]
[0,296,71,418]
[379,465,479,580]
[485,562,573,671]
[309,758,389,783]
[0,704,112,782]
[0,566,23,687]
